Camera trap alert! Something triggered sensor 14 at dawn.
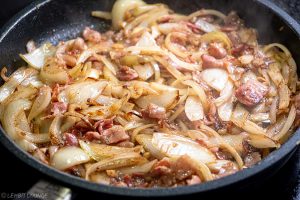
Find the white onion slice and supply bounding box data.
[201,68,228,91]
[185,96,204,121]
[20,43,55,69]
[28,86,51,121]
[217,99,233,121]
[135,89,179,109]
[0,68,36,103]
[112,0,146,30]
[51,146,90,170]
[152,133,216,164]
[58,81,107,104]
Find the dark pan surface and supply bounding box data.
[0,0,300,196]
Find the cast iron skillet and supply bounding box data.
[0,0,300,197]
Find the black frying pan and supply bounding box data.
[0,0,300,197]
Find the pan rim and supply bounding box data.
[0,0,300,196]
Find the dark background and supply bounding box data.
[0,0,299,200]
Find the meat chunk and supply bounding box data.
[171,155,195,180]
[224,11,244,28]
[84,131,101,141]
[100,125,129,144]
[51,102,68,115]
[64,133,79,146]
[141,103,166,120]
[152,158,172,176]
[208,43,227,59]
[186,175,201,185]
[201,54,224,68]
[94,118,114,134]
[116,66,138,81]
[83,27,101,43]
[244,152,261,167]
[227,32,241,47]
[235,80,268,106]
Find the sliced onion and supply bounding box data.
[95,95,118,106]
[0,67,37,103]
[185,96,204,121]
[136,134,165,159]
[214,80,234,106]
[1,99,32,139]
[20,42,55,69]
[240,71,257,85]
[201,68,228,91]
[157,23,187,34]
[155,56,185,80]
[152,133,216,164]
[267,63,284,87]
[0,86,37,119]
[49,115,64,145]
[40,61,69,84]
[136,31,158,47]
[58,80,107,104]
[199,124,244,168]
[194,19,218,33]
[51,146,90,170]
[231,104,267,136]
[79,140,142,161]
[133,64,154,80]
[118,159,157,175]
[85,152,146,180]
[250,113,270,122]
[112,0,146,30]
[238,55,254,65]
[217,99,233,121]
[278,83,290,109]
[269,96,278,124]
[168,52,200,71]
[200,31,232,50]
[98,56,117,75]
[221,134,247,154]
[21,74,43,88]
[17,129,50,144]
[135,89,179,109]
[273,104,296,140]
[91,11,112,20]
[182,80,209,112]
[126,32,163,55]
[165,32,189,58]
[28,86,51,121]
[207,160,238,175]
[248,134,279,148]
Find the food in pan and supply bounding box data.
[0,0,299,187]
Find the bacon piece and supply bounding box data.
[83,27,101,43]
[244,152,261,167]
[84,131,101,141]
[152,158,172,176]
[100,125,129,144]
[208,43,227,59]
[201,54,224,68]
[235,80,268,106]
[141,103,166,120]
[51,102,68,115]
[64,133,79,146]
[116,66,138,81]
[94,118,114,134]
